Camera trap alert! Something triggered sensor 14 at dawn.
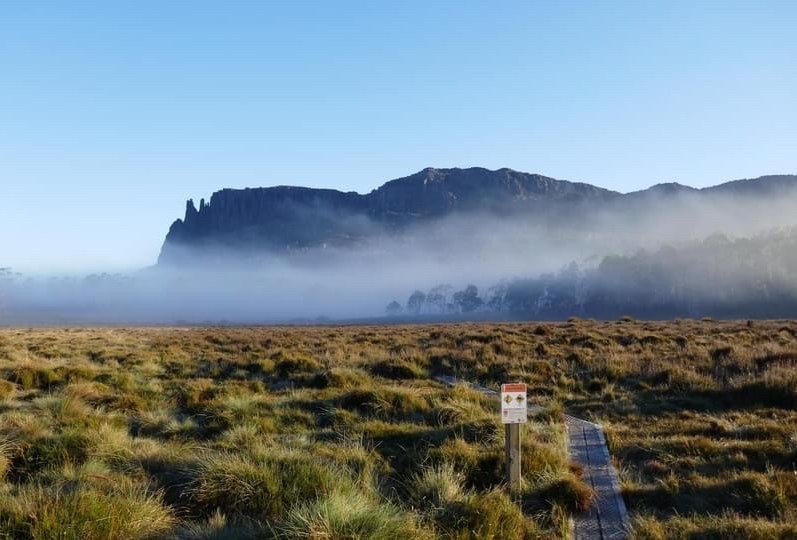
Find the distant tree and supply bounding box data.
[385,300,402,316]
[406,290,426,315]
[399,227,797,320]
[504,278,545,314]
[425,284,452,314]
[0,268,14,320]
[485,281,509,311]
[453,284,484,313]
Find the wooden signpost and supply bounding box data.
[501,382,527,494]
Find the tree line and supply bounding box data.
[388,227,797,319]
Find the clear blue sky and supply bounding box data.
[1,1,795,273]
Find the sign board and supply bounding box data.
[501,382,527,424]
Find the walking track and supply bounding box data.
[566,415,629,539]
[433,375,629,539]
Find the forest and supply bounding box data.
[392,228,797,320]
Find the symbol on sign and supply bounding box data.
[500,382,528,425]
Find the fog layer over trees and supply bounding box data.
[3,175,797,324]
[389,228,797,320]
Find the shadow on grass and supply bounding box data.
[624,472,797,519]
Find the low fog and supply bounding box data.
[3,185,797,324]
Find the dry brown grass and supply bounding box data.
[0,320,794,538]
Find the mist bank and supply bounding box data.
[388,228,797,320]
[3,169,797,324]
[157,169,797,269]
[4,226,797,324]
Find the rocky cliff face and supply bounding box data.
[158,168,797,265]
[366,167,616,217]
[158,167,616,263]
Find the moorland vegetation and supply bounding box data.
[0,320,795,539]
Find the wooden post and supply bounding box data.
[505,423,521,493]
[501,382,526,496]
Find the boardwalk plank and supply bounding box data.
[566,416,629,539]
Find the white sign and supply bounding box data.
[501,383,528,424]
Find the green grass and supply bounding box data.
[278,490,429,540]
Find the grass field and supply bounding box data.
[0,321,795,539]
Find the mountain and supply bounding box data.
[158,168,797,265]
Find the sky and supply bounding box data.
[1,1,795,273]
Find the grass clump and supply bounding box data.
[337,386,433,421]
[188,450,350,520]
[311,367,369,389]
[631,512,797,539]
[0,380,15,401]
[371,358,427,380]
[0,478,174,540]
[436,489,539,539]
[10,431,92,480]
[279,490,431,540]
[0,441,11,480]
[273,352,322,376]
[5,365,62,391]
[408,462,466,508]
[524,474,594,513]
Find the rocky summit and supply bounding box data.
[157,168,797,264]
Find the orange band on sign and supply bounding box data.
[501,383,526,392]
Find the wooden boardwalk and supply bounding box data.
[433,375,629,539]
[566,415,629,539]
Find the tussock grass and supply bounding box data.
[0,321,795,537]
[279,490,431,539]
[523,473,595,513]
[435,488,540,539]
[631,512,797,539]
[0,440,11,480]
[408,462,466,508]
[0,380,15,401]
[188,449,353,520]
[0,474,174,540]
